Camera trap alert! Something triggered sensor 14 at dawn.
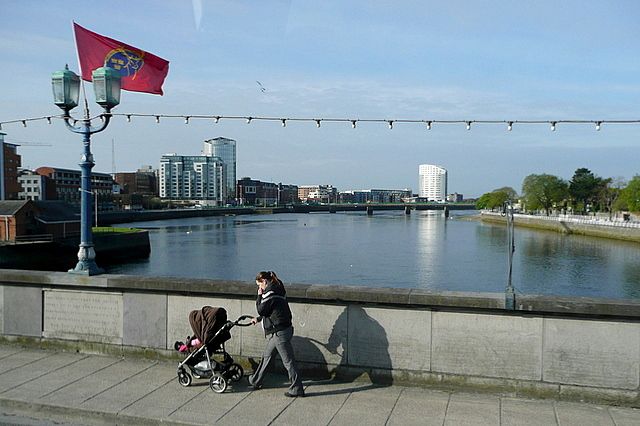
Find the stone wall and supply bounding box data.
[0,269,638,406]
[480,212,640,243]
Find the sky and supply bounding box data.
[1,0,639,198]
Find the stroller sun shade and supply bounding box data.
[188,306,231,349]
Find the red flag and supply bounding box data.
[73,22,169,95]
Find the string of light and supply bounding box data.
[2,113,640,132]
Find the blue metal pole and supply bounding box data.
[69,119,103,275]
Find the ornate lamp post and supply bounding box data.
[51,65,121,275]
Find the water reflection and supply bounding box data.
[107,212,640,299]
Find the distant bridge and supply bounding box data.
[288,203,476,214]
[100,203,477,225]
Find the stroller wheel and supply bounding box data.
[178,371,192,387]
[209,373,227,393]
[226,363,244,382]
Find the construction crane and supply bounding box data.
[2,139,53,147]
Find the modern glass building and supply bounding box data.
[159,154,225,205]
[418,164,447,201]
[203,137,236,203]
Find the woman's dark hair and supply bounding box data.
[256,271,283,286]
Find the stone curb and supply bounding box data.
[0,398,199,426]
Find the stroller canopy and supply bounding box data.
[188,306,228,347]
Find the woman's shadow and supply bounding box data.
[291,305,393,396]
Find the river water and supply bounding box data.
[109,211,640,300]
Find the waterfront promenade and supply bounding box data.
[1,345,638,426]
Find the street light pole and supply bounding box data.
[52,65,120,275]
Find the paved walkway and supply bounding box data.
[0,346,638,426]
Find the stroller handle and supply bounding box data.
[234,315,254,327]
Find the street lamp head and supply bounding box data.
[91,66,121,110]
[52,65,80,112]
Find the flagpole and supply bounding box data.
[71,21,91,119]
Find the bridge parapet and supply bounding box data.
[0,269,638,406]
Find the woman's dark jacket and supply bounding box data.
[256,281,292,335]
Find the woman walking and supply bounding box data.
[248,271,305,397]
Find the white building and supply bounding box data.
[17,170,47,201]
[202,138,236,203]
[159,154,225,205]
[418,164,447,201]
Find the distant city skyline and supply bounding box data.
[1,1,639,197]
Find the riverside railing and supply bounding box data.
[482,211,640,228]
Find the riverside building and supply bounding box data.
[34,167,115,210]
[202,138,236,204]
[0,133,22,200]
[159,154,225,205]
[418,164,447,202]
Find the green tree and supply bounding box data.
[569,168,604,213]
[475,187,518,210]
[493,186,518,201]
[618,175,640,212]
[521,174,568,215]
[596,177,625,217]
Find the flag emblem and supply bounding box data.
[105,48,144,79]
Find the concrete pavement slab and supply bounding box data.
[328,385,402,426]
[0,352,87,394]
[4,355,119,402]
[608,406,640,426]
[274,381,370,426]
[386,387,449,426]
[80,361,175,414]
[501,397,558,426]
[0,350,51,375]
[554,402,614,426]
[168,380,252,425]
[0,346,23,360]
[444,393,501,426]
[39,358,155,407]
[214,382,299,426]
[118,376,209,420]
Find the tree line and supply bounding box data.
[476,168,640,215]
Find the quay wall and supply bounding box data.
[481,212,640,243]
[0,269,638,406]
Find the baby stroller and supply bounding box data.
[175,306,252,393]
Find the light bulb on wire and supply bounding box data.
[426,121,432,130]
[550,121,556,131]
[595,121,601,131]
[466,121,471,131]
[351,120,357,129]
[315,119,321,128]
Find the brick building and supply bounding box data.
[0,133,22,200]
[237,178,299,206]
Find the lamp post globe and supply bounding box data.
[51,65,80,112]
[91,67,121,110]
